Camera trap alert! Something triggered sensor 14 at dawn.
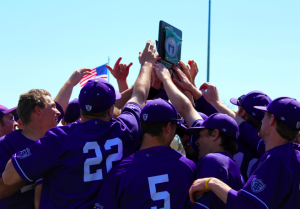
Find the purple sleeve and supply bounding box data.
[226,154,288,209]
[239,121,265,157]
[11,128,66,183]
[35,178,43,186]
[115,102,141,140]
[194,96,217,116]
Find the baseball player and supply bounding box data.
[153,62,244,208]
[189,97,300,208]
[2,39,158,208]
[0,105,18,137]
[94,99,196,209]
[61,98,81,125]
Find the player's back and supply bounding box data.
[95,146,196,209]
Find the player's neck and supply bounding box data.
[21,122,47,141]
[140,134,169,150]
[264,131,289,151]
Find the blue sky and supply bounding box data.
[1,0,299,111]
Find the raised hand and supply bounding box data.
[69,68,92,86]
[106,57,132,81]
[152,62,171,82]
[199,82,220,105]
[172,65,193,91]
[188,60,199,86]
[179,61,193,83]
[139,40,159,66]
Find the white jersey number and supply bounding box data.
[83,138,123,182]
[148,174,170,209]
[233,152,258,178]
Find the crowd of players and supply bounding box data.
[0,40,299,209]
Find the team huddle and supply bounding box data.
[0,40,300,209]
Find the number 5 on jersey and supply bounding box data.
[83,138,123,182]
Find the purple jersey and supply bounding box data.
[94,146,196,209]
[194,96,218,117]
[0,130,37,209]
[11,102,141,209]
[226,143,300,209]
[190,152,244,209]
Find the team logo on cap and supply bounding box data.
[222,128,227,132]
[252,112,256,116]
[86,105,92,112]
[143,114,148,121]
[297,122,300,129]
[251,178,266,193]
[280,117,285,121]
[94,203,104,209]
[17,148,31,159]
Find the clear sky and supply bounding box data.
[1,0,299,111]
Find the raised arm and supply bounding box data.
[106,57,132,93]
[153,63,201,127]
[115,85,134,109]
[127,40,158,107]
[199,83,245,125]
[54,68,92,112]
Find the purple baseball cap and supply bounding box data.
[230,90,272,121]
[179,112,208,128]
[79,78,121,113]
[64,98,80,122]
[141,99,181,124]
[0,105,17,119]
[254,97,300,130]
[188,113,240,140]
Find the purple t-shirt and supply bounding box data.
[226,143,300,209]
[194,96,218,117]
[190,152,244,209]
[0,130,37,209]
[11,102,141,209]
[94,146,196,209]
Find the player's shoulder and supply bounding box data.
[199,152,233,166]
[44,122,83,139]
[165,147,196,172]
[0,130,23,145]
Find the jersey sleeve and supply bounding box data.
[239,121,265,157]
[115,102,142,140]
[194,96,217,116]
[226,154,289,209]
[0,139,13,177]
[11,128,67,183]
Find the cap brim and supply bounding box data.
[115,90,122,100]
[253,106,268,111]
[230,98,239,106]
[187,127,205,137]
[3,107,17,115]
[177,122,187,129]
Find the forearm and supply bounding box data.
[162,78,200,127]
[210,101,244,125]
[115,86,134,109]
[189,85,202,101]
[207,178,231,204]
[185,91,195,107]
[117,79,129,93]
[54,80,73,113]
[130,62,152,106]
[0,177,25,199]
[2,159,23,186]
[35,184,42,209]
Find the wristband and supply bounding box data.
[205,177,212,190]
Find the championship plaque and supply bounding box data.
[157,21,182,69]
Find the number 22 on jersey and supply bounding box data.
[83,137,123,182]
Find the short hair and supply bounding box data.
[267,112,298,142]
[207,128,237,156]
[238,106,261,131]
[141,122,177,139]
[17,89,51,126]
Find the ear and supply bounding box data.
[240,108,247,118]
[164,122,172,134]
[34,106,42,116]
[107,106,114,118]
[269,114,276,126]
[211,129,220,141]
[61,120,66,126]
